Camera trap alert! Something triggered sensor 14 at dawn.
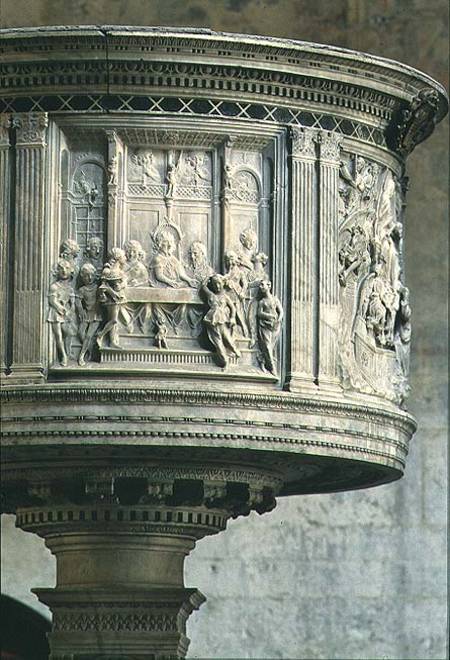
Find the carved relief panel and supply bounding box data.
[49,126,282,380]
[338,153,410,403]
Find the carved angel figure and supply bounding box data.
[150,231,196,288]
[123,240,149,287]
[75,263,101,366]
[256,280,283,375]
[47,259,75,367]
[203,274,241,368]
[185,153,210,187]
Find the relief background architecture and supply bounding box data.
[0,2,448,659]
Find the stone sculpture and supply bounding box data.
[47,259,75,366]
[96,248,128,349]
[256,280,283,375]
[1,26,446,660]
[75,263,101,366]
[203,274,241,367]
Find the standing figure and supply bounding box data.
[361,263,389,347]
[47,259,75,367]
[203,274,241,368]
[96,248,128,349]
[154,312,169,349]
[223,250,250,337]
[75,263,101,366]
[256,280,283,375]
[395,286,412,377]
[123,240,149,287]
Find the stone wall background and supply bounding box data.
[0,1,447,658]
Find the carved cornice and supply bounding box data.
[0,386,417,434]
[12,112,48,147]
[1,28,446,156]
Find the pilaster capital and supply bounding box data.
[12,112,49,147]
[316,129,343,164]
[290,126,317,159]
[0,114,11,147]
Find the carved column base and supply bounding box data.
[35,587,205,660]
[4,365,45,385]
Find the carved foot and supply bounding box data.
[78,355,86,366]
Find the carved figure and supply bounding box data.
[47,259,75,367]
[74,169,99,208]
[360,263,390,347]
[203,274,241,368]
[237,227,258,277]
[83,236,104,275]
[141,152,160,183]
[150,231,196,288]
[75,263,101,366]
[59,238,80,267]
[256,280,283,375]
[223,164,234,196]
[123,240,149,287]
[108,155,118,185]
[394,286,412,377]
[165,161,180,199]
[251,252,269,285]
[154,312,169,349]
[189,241,214,286]
[96,248,128,349]
[223,250,250,337]
[185,153,210,187]
[339,225,371,286]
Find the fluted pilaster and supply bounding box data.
[0,114,11,374]
[287,127,318,390]
[9,113,48,382]
[317,130,342,389]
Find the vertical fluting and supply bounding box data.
[318,131,342,387]
[288,128,317,388]
[0,115,11,372]
[10,113,48,379]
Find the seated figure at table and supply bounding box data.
[189,241,214,286]
[123,240,149,287]
[149,230,196,288]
